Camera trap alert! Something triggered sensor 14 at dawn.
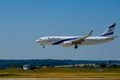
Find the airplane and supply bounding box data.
[35,23,117,49]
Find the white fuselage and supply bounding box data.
[35,36,115,47]
[35,23,117,48]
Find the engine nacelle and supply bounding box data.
[61,41,72,47]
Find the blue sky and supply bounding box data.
[0,0,120,60]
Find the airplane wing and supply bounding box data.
[72,30,93,49]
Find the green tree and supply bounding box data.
[99,63,106,68]
[110,64,120,68]
[11,63,17,68]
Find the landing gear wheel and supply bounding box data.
[74,45,78,49]
[43,45,45,48]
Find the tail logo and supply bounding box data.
[101,23,116,36]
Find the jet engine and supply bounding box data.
[61,41,72,47]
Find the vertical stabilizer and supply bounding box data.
[101,23,116,36]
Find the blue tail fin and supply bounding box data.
[101,23,116,36]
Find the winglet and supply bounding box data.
[89,30,93,36]
[85,30,93,38]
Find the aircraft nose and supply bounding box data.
[35,39,40,43]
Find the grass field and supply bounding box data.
[0,68,120,78]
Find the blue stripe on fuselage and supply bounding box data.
[52,37,78,45]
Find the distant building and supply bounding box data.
[23,64,30,70]
[74,64,96,68]
[55,65,73,68]
[106,61,120,68]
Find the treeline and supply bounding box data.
[0,59,120,69]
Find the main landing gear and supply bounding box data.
[42,45,45,48]
[74,45,78,49]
